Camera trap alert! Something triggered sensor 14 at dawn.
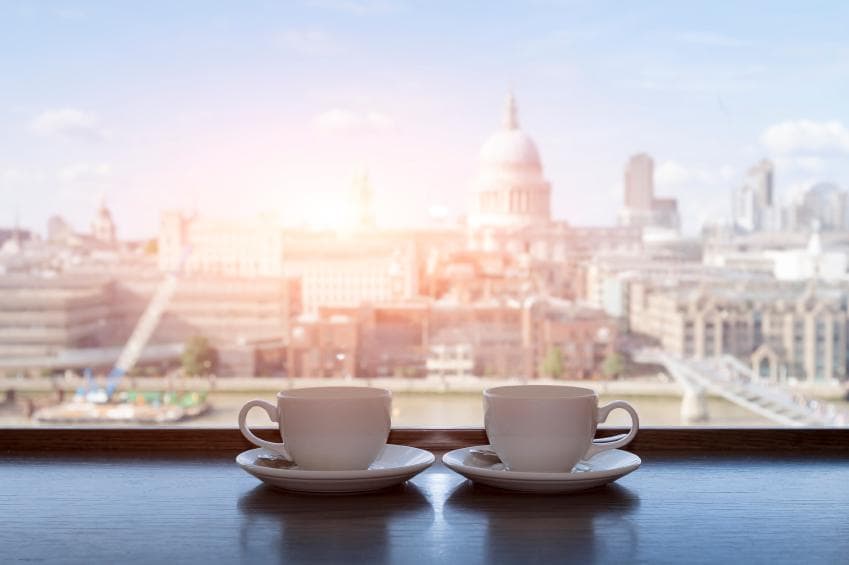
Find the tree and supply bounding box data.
[602,352,626,378]
[181,336,218,376]
[541,346,565,379]
[144,238,158,255]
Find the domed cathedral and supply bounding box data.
[469,93,552,230]
[468,93,561,260]
[466,94,643,299]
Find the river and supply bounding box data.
[5,389,848,428]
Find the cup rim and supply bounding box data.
[484,384,597,400]
[277,386,391,400]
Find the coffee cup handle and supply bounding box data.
[238,400,291,459]
[584,400,640,460]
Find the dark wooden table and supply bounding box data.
[2,448,849,564]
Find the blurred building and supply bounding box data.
[285,298,616,379]
[528,299,617,379]
[286,302,429,379]
[629,280,848,382]
[91,200,117,245]
[783,182,848,232]
[704,229,849,282]
[733,159,779,232]
[427,301,528,378]
[469,223,641,263]
[579,253,764,324]
[0,275,111,362]
[0,271,296,377]
[46,216,74,244]
[42,206,122,254]
[617,153,681,231]
[158,212,283,277]
[283,232,418,315]
[115,275,296,376]
[772,228,848,281]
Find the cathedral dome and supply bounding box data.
[478,94,542,174]
[469,94,552,229]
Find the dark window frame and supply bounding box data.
[3,427,849,455]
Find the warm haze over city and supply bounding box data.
[3,1,849,237]
[2,1,849,430]
[4,6,849,564]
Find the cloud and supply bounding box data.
[30,108,106,141]
[313,108,395,134]
[760,119,849,155]
[57,162,112,183]
[675,31,750,47]
[774,156,827,174]
[275,29,338,55]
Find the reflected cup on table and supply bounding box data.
[238,386,392,471]
[483,385,639,473]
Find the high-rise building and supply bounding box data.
[618,153,680,231]
[733,159,778,232]
[624,153,654,211]
[750,158,774,208]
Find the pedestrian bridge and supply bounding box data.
[634,348,849,427]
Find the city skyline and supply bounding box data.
[3,1,849,238]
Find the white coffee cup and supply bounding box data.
[238,386,391,471]
[484,385,639,472]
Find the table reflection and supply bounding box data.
[237,483,434,564]
[442,482,641,563]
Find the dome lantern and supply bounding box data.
[503,92,519,130]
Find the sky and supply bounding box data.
[2,0,849,238]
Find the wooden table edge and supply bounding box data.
[3,427,849,455]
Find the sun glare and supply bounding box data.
[302,196,348,231]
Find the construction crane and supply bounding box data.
[101,247,191,399]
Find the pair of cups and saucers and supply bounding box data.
[236,385,640,494]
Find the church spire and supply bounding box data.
[503,92,519,130]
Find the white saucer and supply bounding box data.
[442,445,641,493]
[236,444,435,494]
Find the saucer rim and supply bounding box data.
[442,445,641,481]
[236,444,435,480]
